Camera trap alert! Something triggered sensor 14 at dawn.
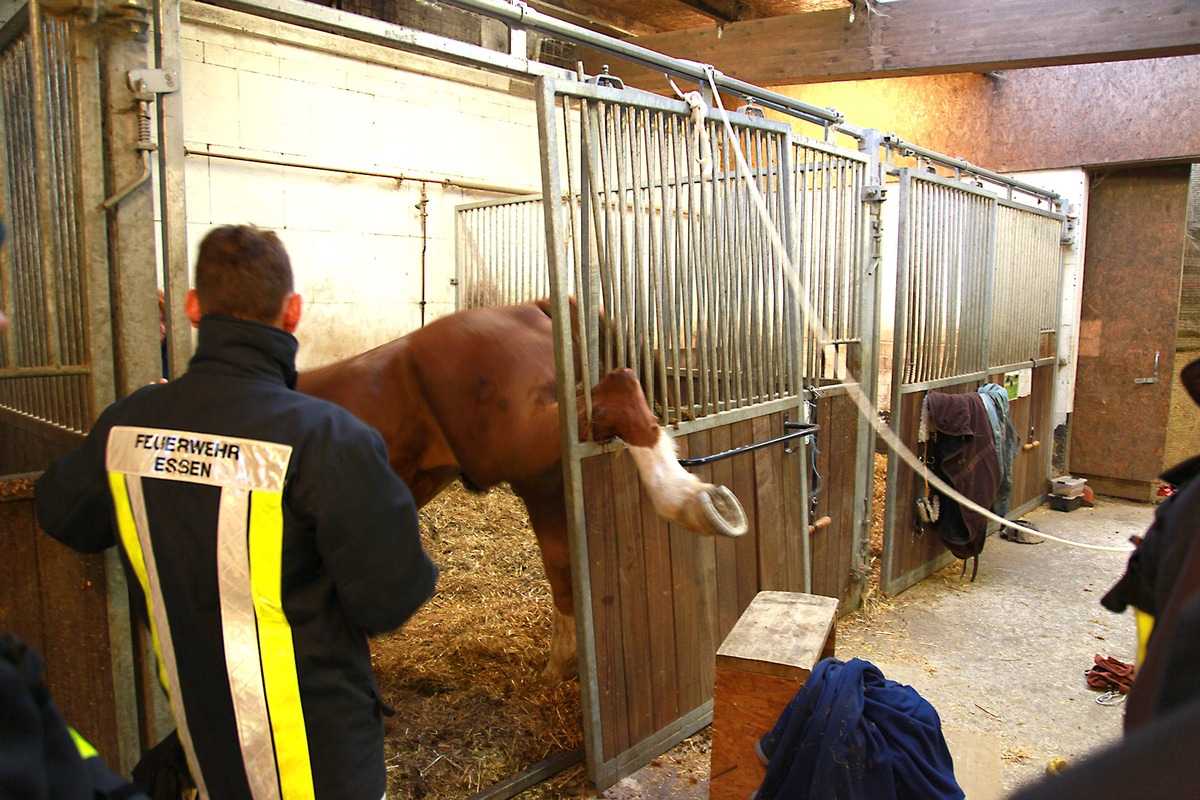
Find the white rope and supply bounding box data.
[700,68,1133,555]
[669,77,713,179]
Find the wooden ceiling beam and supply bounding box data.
[602,0,1200,88]
[672,0,766,24]
[526,0,664,36]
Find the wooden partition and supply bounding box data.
[0,475,125,765]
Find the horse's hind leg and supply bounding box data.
[510,469,577,682]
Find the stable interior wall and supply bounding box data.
[155,0,545,370]
[773,55,1200,173]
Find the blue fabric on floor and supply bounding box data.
[755,657,964,800]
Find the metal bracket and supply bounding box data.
[1134,350,1160,384]
[586,65,624,90]
[127,68,179,98]
[736,98,765,118]
[862,184,886,203]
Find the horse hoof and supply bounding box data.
[540,658,578,683]
[702,485,748,537]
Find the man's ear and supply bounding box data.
[282,292,303,333]
[185,289,202,328]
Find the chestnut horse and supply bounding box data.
[297,299,747,679]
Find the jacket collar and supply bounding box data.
[187,315,299,389]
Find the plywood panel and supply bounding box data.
[0,482,45,644]
[672,429,719,714]
[0,480,121,765]
[1009,366,1054,511]
[637,466,681,735]
[1070,166,1190,498]
[883,387,965,595]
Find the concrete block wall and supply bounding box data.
[157,1,544,369]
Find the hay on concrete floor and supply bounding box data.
[371,481,587,800]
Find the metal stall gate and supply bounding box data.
[0,0,162,773]
[525,74,876,788]
[456,194,553,308]
[882,167,1066,596]
[0,4,109,468]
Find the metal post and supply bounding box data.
[852,128,885,609]
[102,0,161,398]
[154,0,190,379]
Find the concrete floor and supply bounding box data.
[837,496,1148,796]
[596,494,1152,799]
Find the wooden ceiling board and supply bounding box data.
[600,0,1200,87]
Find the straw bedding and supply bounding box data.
[372,481,592,799]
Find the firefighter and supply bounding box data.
[35,225,437,800]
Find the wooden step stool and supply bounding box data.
[710,591,839,800]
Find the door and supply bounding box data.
[1070,166,1191,500]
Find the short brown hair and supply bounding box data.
[193,225,294,324]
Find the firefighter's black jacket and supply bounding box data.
[35,316,437,800]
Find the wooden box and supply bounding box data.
[710,591,838,800]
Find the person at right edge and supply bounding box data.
[1010,356,1200,799]
[34,225,438,800]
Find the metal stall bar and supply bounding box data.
[537,73,812,790]
[989,200,1066,372]
[883,133,1062,210]
[881,169,999,596]
[0,6,100,440]
[0,0,145,775]
[455,194,550,308]
[881,162,1067,597]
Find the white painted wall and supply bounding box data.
[156,1,544,369]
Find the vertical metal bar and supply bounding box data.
[561,99,592,422]
[614,106,634,375]
[779,135,797,406]
[698,118,716,414]
[597,102,617,372]
[640,108,664,418]
[28,0,61,369]
[682,114,704,416]
[661,112,684,424]
[155,0,189,379]
[723,125,738,407]
[0,39,15,370]
[905,177,920,385]
[581,97,607,384]
[535,77,604,781]
[980,196,999,374]
[851,129,884,611]
[883,168,913,592]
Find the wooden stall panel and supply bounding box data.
[1005,365,1055,513]
[882,388,970,596]
[809,392,860,608]
[580,414,823,765]
[0,477,121,764]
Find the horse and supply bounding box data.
[297,298,747,679]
